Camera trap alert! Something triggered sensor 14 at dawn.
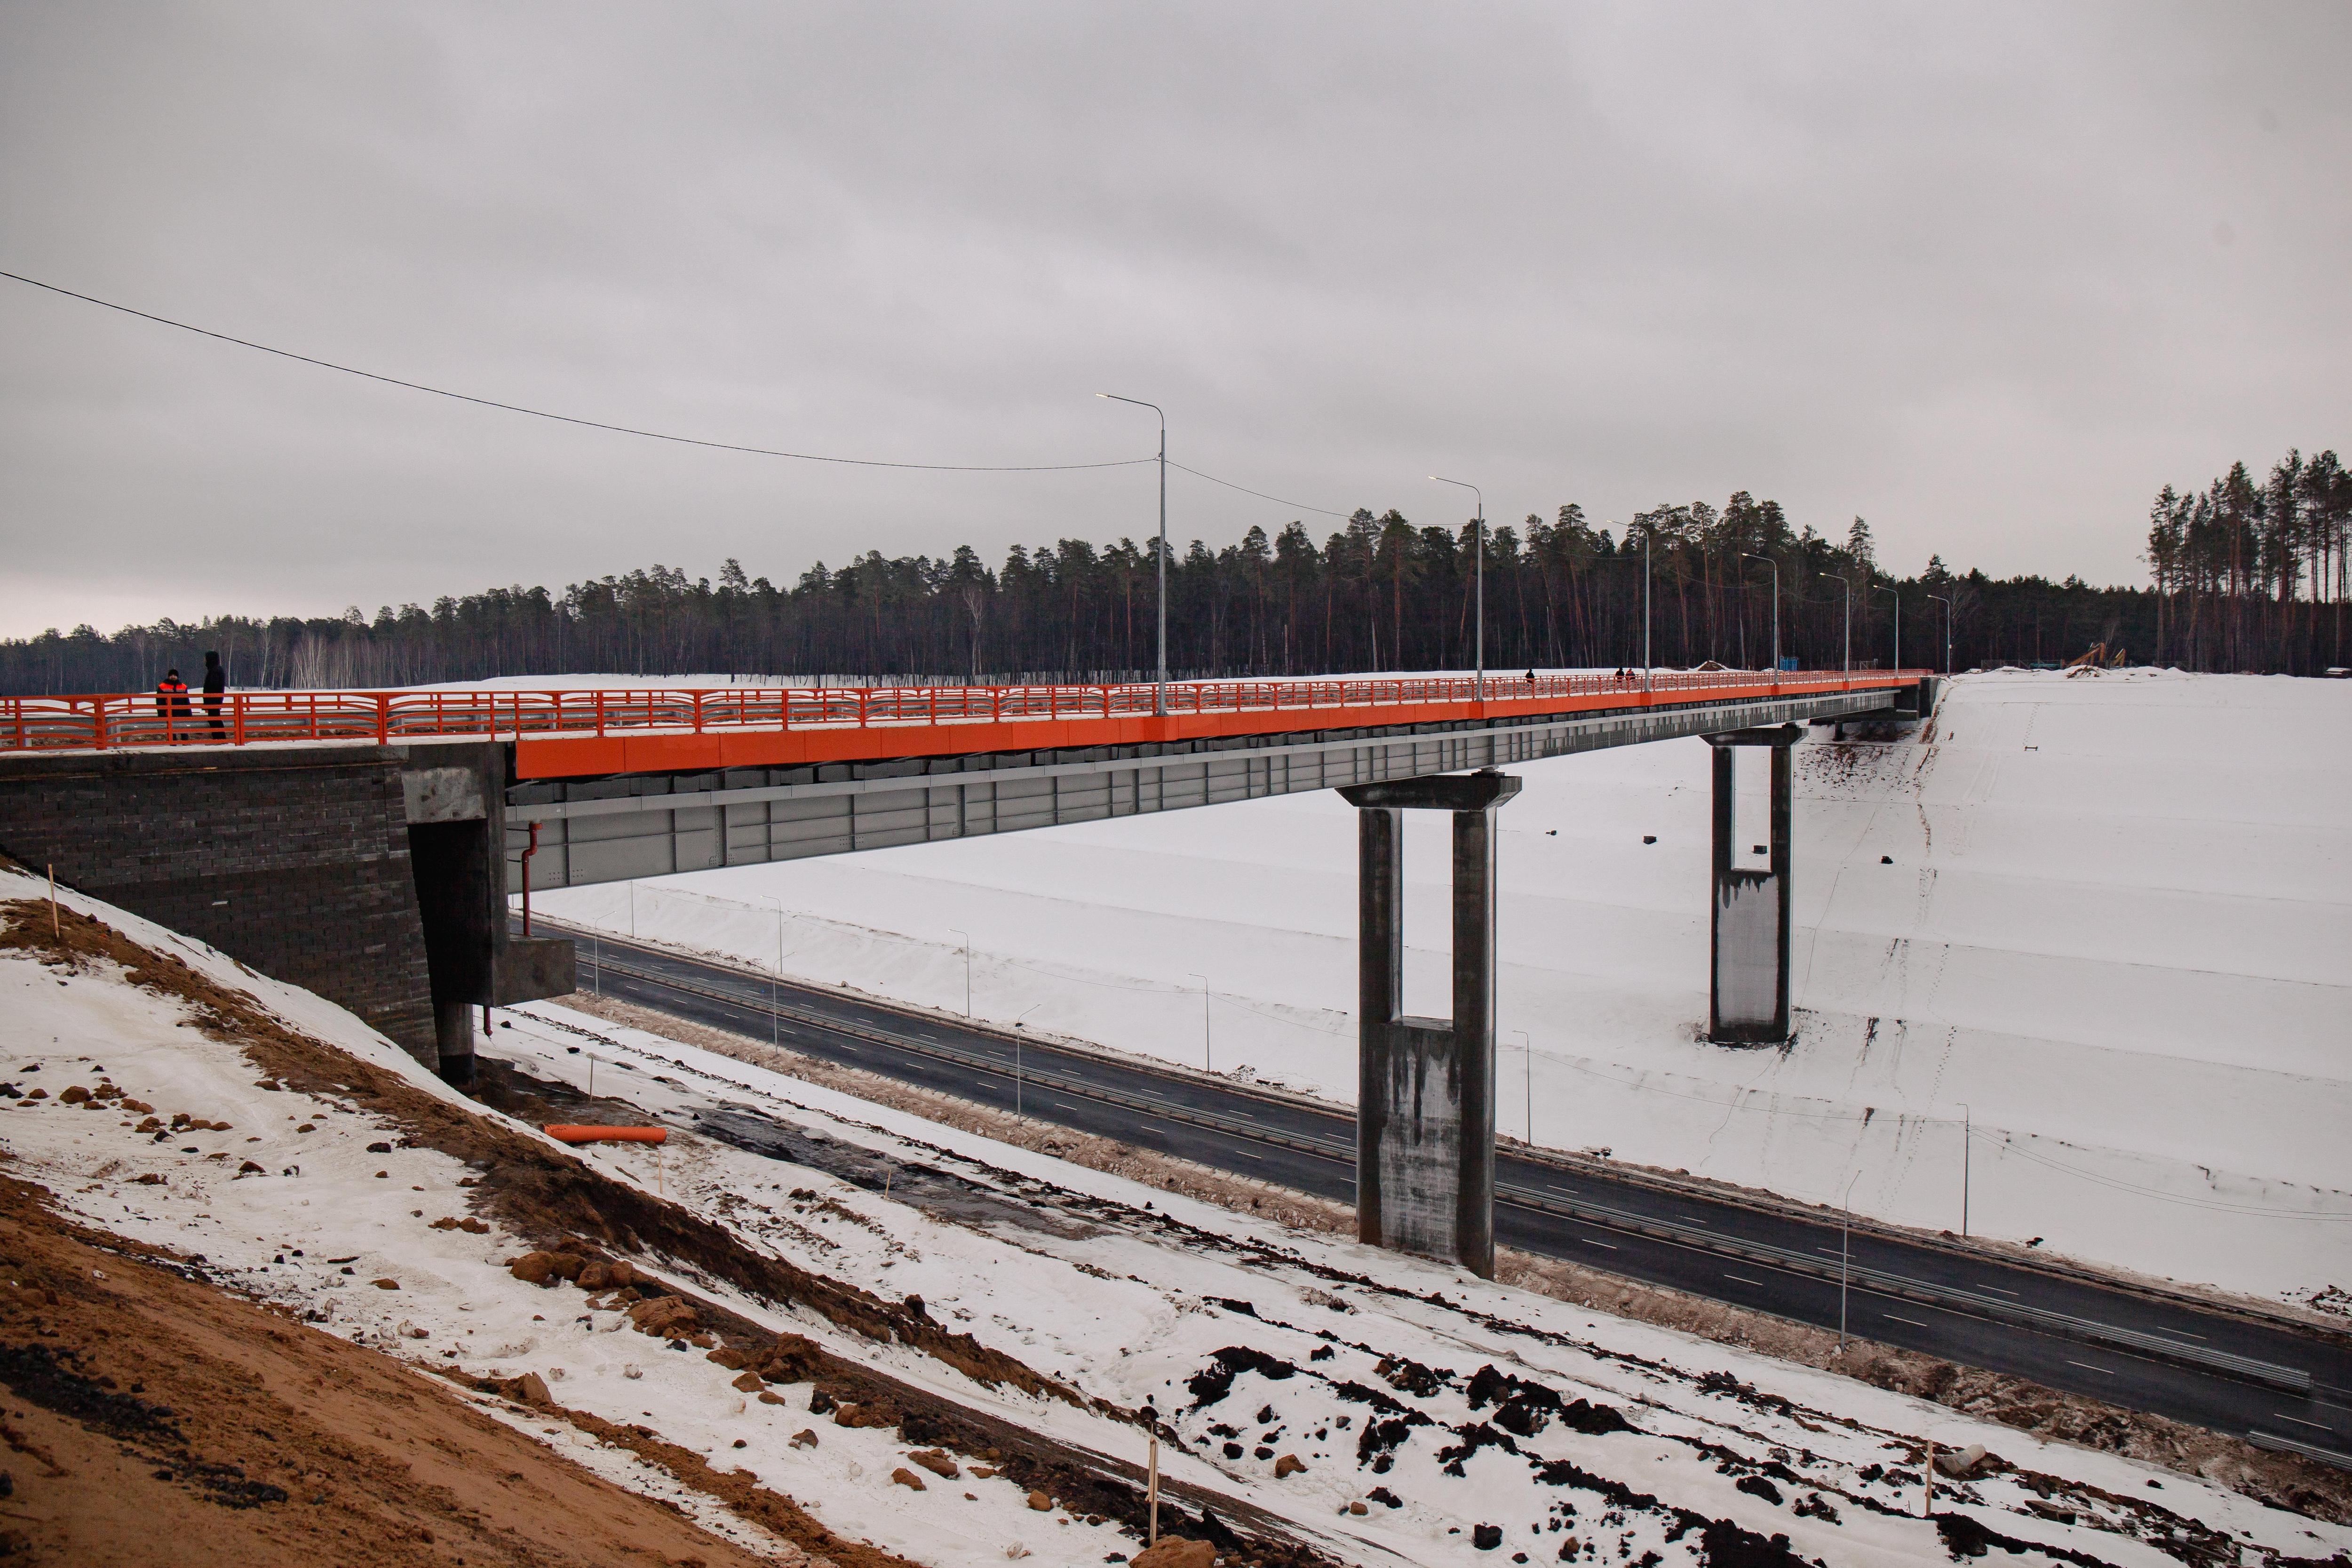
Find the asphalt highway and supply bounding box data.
[532,921,2352,1467]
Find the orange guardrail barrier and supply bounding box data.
[542,1125,668,1145]
[0,669,1928,779]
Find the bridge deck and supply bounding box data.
[4,669,1925,780]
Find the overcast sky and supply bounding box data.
[2,3,2345,638]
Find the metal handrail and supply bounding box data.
[0,668,1930,753]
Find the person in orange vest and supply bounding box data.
[154,668,190,738]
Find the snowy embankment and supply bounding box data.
[535,669,2352,1306]
[6,867,2347,1567]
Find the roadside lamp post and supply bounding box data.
[951,927,972,1017]
[1189,973,1211,1072]
[1429,477,1486,700]
[1958,1102,1971,1239]
[1012,1001,1047,1115]
[1927,593,1954,676]
[759,894,786,1048]
[1838,1170,1862,1349]
[1840,575,1853,675]
[1643,527,1653,692]
[1872,584,1900,671]
[1743,552,1781,673]
[1098,394,1168,714]
[1511,1029,1532,1146]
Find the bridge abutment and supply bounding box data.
[0,741,572,1083]
[1339,770,1520,1279]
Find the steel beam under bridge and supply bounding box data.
[505,683,1918,891]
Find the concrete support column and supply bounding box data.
[1706,724,1798,1044]
[1338,770,1521,1279]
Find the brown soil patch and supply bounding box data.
[557,995,2352,1525]
[0,1166,788,1567]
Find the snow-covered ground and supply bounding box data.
[536,670,2352,1306]
[8,864,2347,1567]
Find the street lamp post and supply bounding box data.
[1430,477,1486,699]
[1012,1001,1047,1115]
[1743,552,1781,672]
[1189,973,1210,1072]
[1511,1029,1532,1146]
[1838,1170,1862,1348]
[1873,583,1900,671]
[759,895,785,1048]
[1643,527,1653,691]
[1958,1102,1972,1238]
[1098,394,1168,714]
[1927,593,1954,676]
[951,928,971,1017]
[1840,575,1853,675]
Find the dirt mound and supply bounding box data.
[0,898,1336,1568]
[0,1167,797,1567]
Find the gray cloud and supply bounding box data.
[3,1,2346,637]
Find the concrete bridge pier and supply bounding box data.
[1338,770,1521,1279]
[1707,724,1798,1045]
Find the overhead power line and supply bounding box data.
[1170,461,1353,520]
[0,268,1152,474]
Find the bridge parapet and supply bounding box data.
[2,669,1931,779]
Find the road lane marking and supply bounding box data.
[1724,1275,1768,1288]
[1883,1314,1929,1328]
[2271,1415,2335,1430]
[1578,1237,1619,1250]
[2066,1361,2115,1375]
[2151,1325,2208,1340]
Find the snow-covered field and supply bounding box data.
[537,670,2352,1306]
[8,864,2346,1567]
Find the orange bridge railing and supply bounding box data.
[1,669,1927,779]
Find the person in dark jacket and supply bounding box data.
[154,668,190,737]
[201,651,228,740]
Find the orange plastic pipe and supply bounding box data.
[543,1124,667,1145]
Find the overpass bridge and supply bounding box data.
[0,669,1927,1126]
[1,668,1927,885]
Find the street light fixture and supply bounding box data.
[1926,592,1954,676]
[1188,973,1211,1072]
[759,894,786,1048]
[1742,552,1781,673]
[1872,583,1900,671]
[1098,394,1168,714]
[1429,477,1486,700]
[1838,1170,1862,1348]
[1511,1029,1532,1146]
[1643,525,1653,691]
[1957,1101,1972,1238]
[1839,574,1853,675]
